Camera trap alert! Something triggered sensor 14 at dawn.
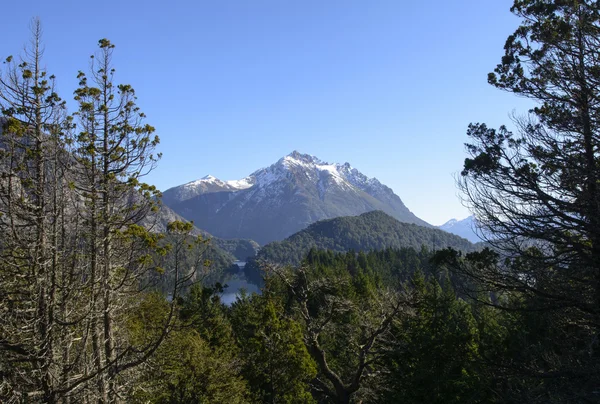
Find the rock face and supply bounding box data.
[438,216,481,243]
[162,151,430,245]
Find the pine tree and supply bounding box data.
[266,263,410,404]
[128,292,250,404]
[380,272,484,403]
[456,0,600,400]
[65,38,191,401]
[0,19,70,403]
[230,292,317,403]
[0,31,192,402]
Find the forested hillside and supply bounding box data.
[253,210,474,265]
[2,1,600,403]
[131,248,501,404]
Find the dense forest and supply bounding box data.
[2,1,600,403]
[252,210,476,266]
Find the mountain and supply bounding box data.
[438,216,481,243]
[252,210,475,266]
[161,175,253,207]
[144,203,259,261]
[0,118,254,281]
[162,151,430,245]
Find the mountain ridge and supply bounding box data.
[162,151,430,244]
[250,210,475,266]
[437,215,480,243]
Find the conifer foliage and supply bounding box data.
[0,23,192,403]
[3,2,600,402]
[454,0,600,400]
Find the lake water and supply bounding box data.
[221,262,261,305]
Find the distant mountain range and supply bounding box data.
[437,216,481,243]
[252,210,475,266]
[162,151,430,245]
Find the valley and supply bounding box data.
[2,2,594,401]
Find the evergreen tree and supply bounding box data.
[0,31,194,402]
[230,293,317,403]
[267,263,411,404]
[67,37,171,401]
[380,272,485,403]
[128,293,250,404]
[180,283,238,350]
[455,0,600,400]
[0,19,71,403]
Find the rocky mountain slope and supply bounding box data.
[145,203,260,261]
[162,151,430,244]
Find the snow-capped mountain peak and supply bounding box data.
[161,151,430,244]
[285,150,322,165]
[253,151,382,192]
[169,151,396,201]
[438,216,480,243]
[225,178,254,189]
[440,218,459,227]
[243,151,352,190]
[181,175,227,191]
[162,173,252,207]
[183,174,253,191]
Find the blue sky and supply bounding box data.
[0,0,533,225]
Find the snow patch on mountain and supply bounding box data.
[187,175,246,191]
[248,151,380,193]
[166,151,414,209]
[225,178,254,189]
[439,218,459,228]
[438,216,481,243]
[189,174,253,191]
[162,150,431,244]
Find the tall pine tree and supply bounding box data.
[456,1,600,400]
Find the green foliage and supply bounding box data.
[212,238,260,261]
[179,283,238,350]
[380,273,488,403]
[457,2,600,400]
[230,293,317,403]
[258,251,416,403]
[255,210,475,267]
[151,228,237,292]
[126,292,172,346]
[132,329,250,403]
[128,292,250,403]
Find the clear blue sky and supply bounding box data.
[0,0,533,225]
